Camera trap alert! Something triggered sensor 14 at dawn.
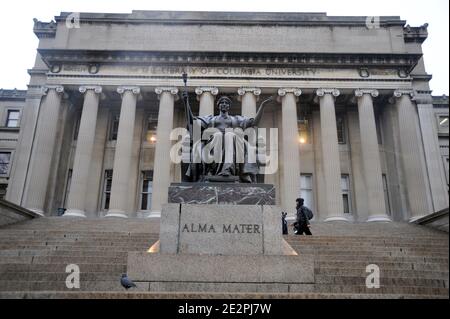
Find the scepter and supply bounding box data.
[181,72,193,141]
[181,72,195,178]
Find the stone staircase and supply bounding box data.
[0,217,448,298]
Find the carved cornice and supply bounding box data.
[195,87,219,96]
[33,19,57,39]
[316,88,340,97]
[355,89,379,98]
[79,86,103,94]
[117,86,140,95]
[37,49,422,73]
[403,24,428,43]
[0,89,27,101]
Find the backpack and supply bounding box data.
[302,206,314,220]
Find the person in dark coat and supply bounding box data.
[294,198,312,235]
[281,212,288,235]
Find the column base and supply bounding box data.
[27,208,45,217]
[324,216,350,222]
[63,209,86,218]
[104,209,128,218]
[367,215,391,222]
[409,215,427,223]
[145,211,161,218]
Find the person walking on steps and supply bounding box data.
[293,198,313,235]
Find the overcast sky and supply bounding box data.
[0,0,448,94]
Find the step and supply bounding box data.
[0,272,122,282]
[312,284,449,296]
[0,291,446,299]
[0,244,155,252]
[0,280,127,291]
[0,249,130,258]
[310,255,449,264]
[315,267,449,279]
[0,256,128,265]
[315,261,449,271]
[314,275,448,287]
[0,263,126,273]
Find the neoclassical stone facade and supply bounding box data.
[3,11,449,222]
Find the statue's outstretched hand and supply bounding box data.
[260,96,274,108]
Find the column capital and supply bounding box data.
[393,89,415,99]
[195,87,219,96]
[155,87,178,95]
[316,88,340,97]
[389,89,415,104]
[42,85,64,95]
[79,85,102,94]
[155,87,179,101]
[237,87,261,96]
[117,86,140,95]
[277,88,301,103]
[277,88,302,97]
[355,89,379,98]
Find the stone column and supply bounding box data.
[277,88,302,219]
[355,89,390,222]
[316,89,348,222]
[238,87,261,117]
[195,87,218,116]
[415,93,449,212]
[106,86,140,218]
[150,87,179,217]
[392,90,432,221]
[24,85,64,215]
[64,86,102,218]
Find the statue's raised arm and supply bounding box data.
[252,96,273,126]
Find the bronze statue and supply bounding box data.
[181,73,272,183]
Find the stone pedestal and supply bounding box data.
[127,204,313,292]
[168,183,275,205]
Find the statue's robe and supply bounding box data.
[184,114,259,182]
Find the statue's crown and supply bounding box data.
[216,96,232,106]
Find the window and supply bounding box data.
[382,174,391,216]
[63,169,72,208]
[336,115,346,144]
[438,115,449,133]
[298,119,310,144]
[0,152,11,175]
[341,174,352,214]
[0,184,7,199]
[145,115,158,143]
[140,170,153,210]
[102,170,113,210]
[5,110,20,128]
[109,115,120,140]
[300,174,314,211]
